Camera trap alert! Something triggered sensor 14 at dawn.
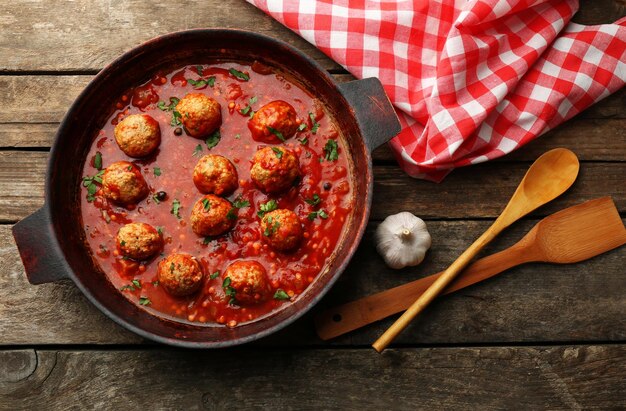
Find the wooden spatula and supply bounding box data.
[315,197,626,341]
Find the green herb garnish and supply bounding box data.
[308,209,329,221]
[298,123,307,132]
[82,170,105,202]
[305,194,321,206]
[257,199,278,217]
[171,199,181,219]
[222,277,237,304]
[139,297,151,306]
[266,126,285,142]
[263,216,280,237]
[205,130,221,149]
[170,110,182,127]
[274,289,290,300]
[229,68,250,81]
[153,167,161,176]
[157,97,179,112]
[210,271,220,280]
[193,144,203,157]
[202,198,211,211]
[309,112,320,134]
[323,139,339,161]
[188,76,216,89]
[94,152,102,170]
[271,146,283,159]
[232,196,250,208]
[226,208,237,220]
[132,279,141,289]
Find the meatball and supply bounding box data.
[116,222,163,260]
[248,100,298,143]
[176,93,222,138]
[114,114,161,157]
[260,209,303,252]
[222,260,271,305]
[193,154,238,196]
[250,146,300,194]
[157,253,204,297]
[102,161,149,206]
[190,194,237,237]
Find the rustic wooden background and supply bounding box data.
[1,0,625,409]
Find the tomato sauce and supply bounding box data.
[80,62,354,327]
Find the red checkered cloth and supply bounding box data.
[247,0,626,181]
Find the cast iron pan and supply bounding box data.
[12,29,401,347]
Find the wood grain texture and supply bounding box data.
[0,0,622,72]
[1,346,625,410]
[1,151,624,222]
[2,217,625,346]
[0,0,342,72]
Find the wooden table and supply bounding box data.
[1,1,625,409]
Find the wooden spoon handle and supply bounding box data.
[315,244,529,340]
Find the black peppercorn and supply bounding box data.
[174,127,183,136]
[155,191,167,201]
[323,182,332,190]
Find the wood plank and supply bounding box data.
[0,75,623,126]
[1,346,625,409]
[2,215,625,346]
[372,117,626,162]
[1,151,623,222]
[0,0,342,72]
[0,0,622,72]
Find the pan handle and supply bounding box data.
[338,78,401,152]
[12,207,71,284]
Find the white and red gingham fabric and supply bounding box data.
[247,0,626,181]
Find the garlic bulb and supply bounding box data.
[375,212,432,269]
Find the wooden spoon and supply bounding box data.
[372,148,580,352]
[316,197,626,340]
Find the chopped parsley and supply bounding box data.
[152,280,159,287]
[187,76,216,89]
[202,198,211,211]
[82,170,104,202]
[274,289,290,300]
[120,279,142,292]
[305,194,321,206]
[308,209,329,221]
[232,196,250,208]
[193,144,203,157]
[239,96,258,117]
[203,236,214,245]
[257,199,278,217]
[309,112,320,134]
[196,65,204,76]
[139,297,151,306]
[131,279,142,289]
[94,152,102,170]
[226,208,237,220]
[266,126,286,142]
[271,146,283,159]
[153,167,161,176]
[210,271,220,280]
[263,216,280,237]
[171,199,182,219]
[229,68,250,81]
[119,241,126,247]
[298,123,307,132]
[152,193,161,204]
[222,277,237,304]
[323,139,339,161]
[170,262,175,273]
[156,226,164,235]
[205,130,221,149]
[120,285,134,292]
[235,134,241,139]
[170,110,182,127]
[157,97,179,112]
[298,137,308,145]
